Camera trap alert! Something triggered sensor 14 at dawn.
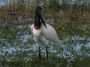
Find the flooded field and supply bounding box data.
[0,24,90,67]
[0,0,90,66]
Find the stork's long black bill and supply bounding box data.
[42,21,47,28]
[38,12,47,29]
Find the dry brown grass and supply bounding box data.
[0,4,90,26]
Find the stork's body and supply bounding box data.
[31,23,59,44]
[31,6,59,58]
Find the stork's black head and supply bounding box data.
[34,6,47,29]
[35,6,42,14]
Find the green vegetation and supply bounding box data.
[1,56,90,67]
[54,23,90,39]
[0,0,90,67]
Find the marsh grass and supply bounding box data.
[1,56,90,67]
[54,23,90,39]
[0,1,90,67]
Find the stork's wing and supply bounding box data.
[41,23,59,43]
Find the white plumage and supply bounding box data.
[31,23,60,45]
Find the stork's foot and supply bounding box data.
[38,46,48,59]
[38,46,41,59]
[46,46,48,59]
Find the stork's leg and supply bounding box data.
[46,46,48,58]
[38,46,41,59]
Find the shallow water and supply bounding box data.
[0,25,90,67]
